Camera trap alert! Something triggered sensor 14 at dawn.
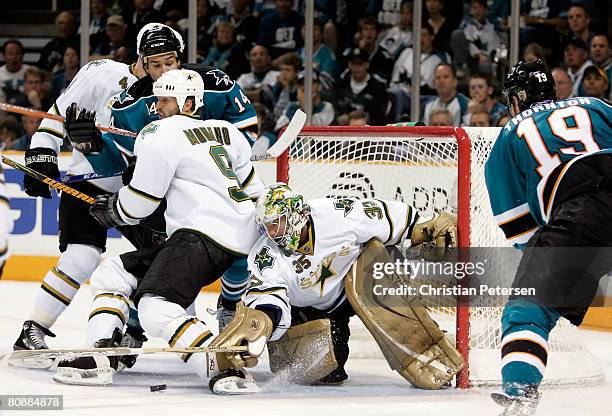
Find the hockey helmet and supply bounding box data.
[255,183,311,255]
[503,59,556,116]
[136,23,184,62]
[153,69,204,112]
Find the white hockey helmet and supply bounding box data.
[153,69,204,113]
[136,23,184,61]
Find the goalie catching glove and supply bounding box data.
[65,102,103,154]
[411,212,457,248]
[208,302,273,370]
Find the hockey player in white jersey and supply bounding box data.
[208,184,464,389]
[12,57,144,360]
[53,69,264,393]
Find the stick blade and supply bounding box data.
[266,109,307,158]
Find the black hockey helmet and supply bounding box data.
[503,59,556,115]
[136,23,184,62]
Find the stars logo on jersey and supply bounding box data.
[86,60,106,70]
[207,69,233,87]
[315,258,337,296]
[334,198,355,217]
[254,247,275,273]
[140,122,159,138]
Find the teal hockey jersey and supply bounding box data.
[485,97,612,248]
[85,65,258,175]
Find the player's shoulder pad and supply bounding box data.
[112,76,153,109]
[183,63,236,93]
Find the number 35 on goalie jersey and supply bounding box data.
[244,198,418,341]
[485,97,612,249]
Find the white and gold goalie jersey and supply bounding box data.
[245,198,418,340]
[115,115,264,255]
[29,60,138,192]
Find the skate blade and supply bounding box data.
[52,367,114,386]
[8,357,54,370]
[212,376,261,395]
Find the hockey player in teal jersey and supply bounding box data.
[485,60,612,415]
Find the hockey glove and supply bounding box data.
[122,158,137,185]
[23,148,60,199]
[411,212,457,248]
[65,102,103,154]
[90,193,129,229]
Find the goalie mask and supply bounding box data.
[255,183,311,255]
[153,69,204,113]
[503,59,555,116]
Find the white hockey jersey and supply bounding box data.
[29,59,139,192]
[116,115,264,255]
[244,198,417,340]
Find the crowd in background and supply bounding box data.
[0,0,610,151]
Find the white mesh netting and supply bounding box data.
[278,126,604,387]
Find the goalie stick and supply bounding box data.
[1,344,249,362]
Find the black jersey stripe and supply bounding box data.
[502,339,548,366]
[128,185,163,202]
[181,330,213,363]
[169,318,198,348]
[499,211,538,240]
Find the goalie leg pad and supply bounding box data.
[345,239,464,389]
[267,319,338,384]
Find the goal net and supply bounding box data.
[276,126,604,388]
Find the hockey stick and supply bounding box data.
[251,109,306,161]
[1,344,249,362]
[59,171,126,184]
[0,102,138,138]
[1,156,96,204]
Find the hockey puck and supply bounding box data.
[150,384,167,392]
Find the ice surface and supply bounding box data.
[1,281,610,416]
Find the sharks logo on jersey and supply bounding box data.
[207,69,234,88]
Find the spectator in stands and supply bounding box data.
[451,0,501,75]
[369,0,404,29]
[250,101,277,156]
[423,63,469,126]
[581,65,609,99]
[523,42,546,63]
[520,0,567,64]
[237,44,279,109]
[469,110,491,127]
[345,17,394,85]
[566,3,593,46]
[389,23,449,122]
[347,110,368,126]
[51,47,80,102]
[590,34,611,71]
[90,15,133,61]
[88,0,110,48]
[253,0,280,18]
[296,20,338,91]
[0,40,30,94]
[10,114,41,151]
[0,115,20,150]
[272,53,301,119]
[202,21,249,79]
[38,11,78,73]
[463,73,505,127]
[226,0,260,50]
[563,38,592,96]
[23,67,51,110]
[552,67,574,99]
[496,114,510,127]
[258,0,303,60]
[428,107,454,126]
[378,1,413,59]
[275,70,334,131]
[334,48,389,126]
[128,0,166,42]
[155,0,189,23]
[425,0,455,55]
